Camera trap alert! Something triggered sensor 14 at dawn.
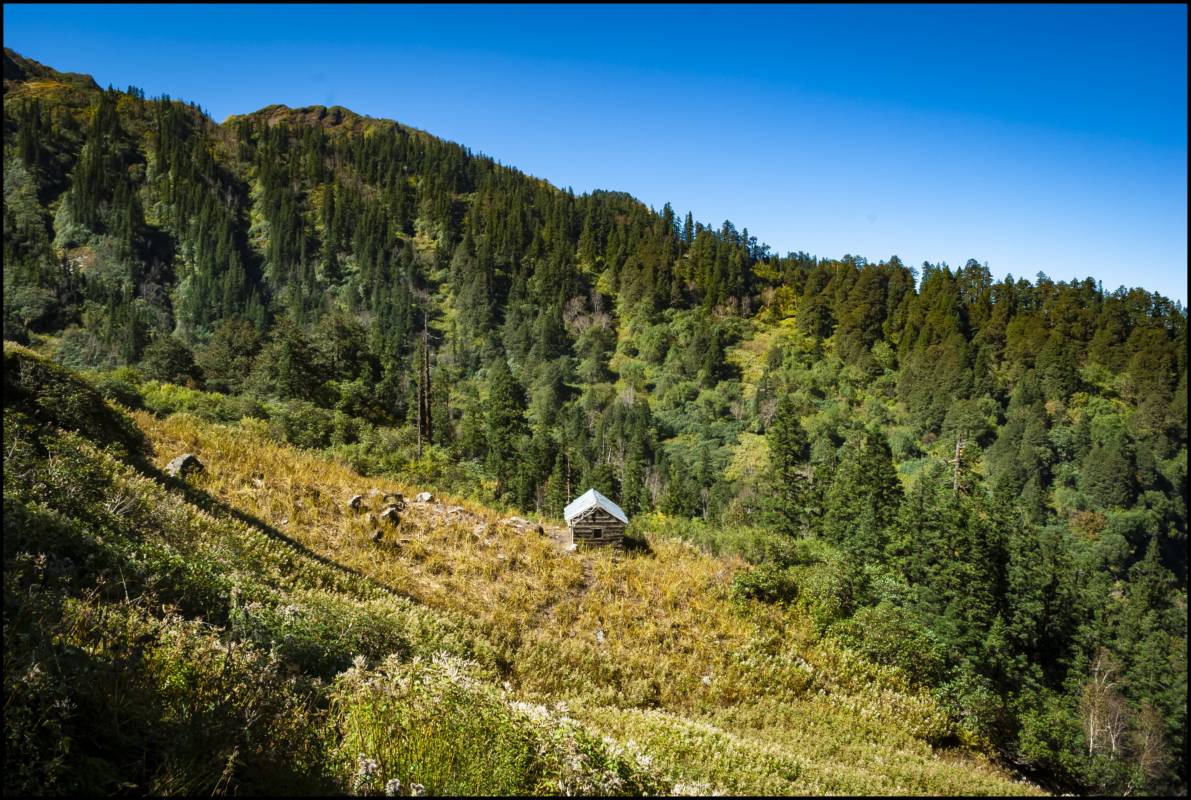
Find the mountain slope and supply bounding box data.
[2,47,1186,794]
[4,341,1041,795]
[3,48,101,95]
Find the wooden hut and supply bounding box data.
[564,488,628,549]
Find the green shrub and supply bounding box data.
[230,593,415,681]
[732,562,798,604]
[393,445,488,497]
[140,335,202,387]
[93,374,145,409]
[332,653,667,796]
[792,558,857,631]
[53,325,123,372]
[640,513,778,563]
[888,427,923,461]
[764,534,834,568]
[220,393,270,422]
[271,399,336,449]
[830,602,949,686]
[934,669,1007,743]
[136,380,268,425]
[140,380,224,420]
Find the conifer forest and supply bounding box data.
[3,47,1186,795]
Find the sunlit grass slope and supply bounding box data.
[6,340,1044,794]
[126,404,1044,795]
[4,343,661,795]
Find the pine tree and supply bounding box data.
[1008,370,1043,413]
[659,463,699,518]
[1080,442,1136,509]
[856,424,903,535]
[620,436,651,517]
[544,452,568,519]
[1036,332,1080,401]
[762,395,810,537]
[485,355,525,494]
[1073,411,1093,462]
[459,403,488,462]
[886,462,949,585]
[198,320,261,394]
[585,462,621,505]
[824,425,902,547]
[973,345,997,398]
[141,335,202,387]
[698,328,728,387]
[249,316,320,401]
[849,494,884,563]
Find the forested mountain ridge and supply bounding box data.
[4,47,101,94]
[3,47,1186,795]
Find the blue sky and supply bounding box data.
[6,4,1187,302]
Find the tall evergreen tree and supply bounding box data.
[824,425,902,548]
[485,356,525,494]
[1036,332,1080,401]
[659,463,700,518]
[544,452,568,518]
[762,395,810,537]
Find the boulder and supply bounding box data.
[414,492,434,504]
[379,507,401,525]
[165,453,204,478]
[384,492,404,503]
[348,494,364,510]
[531,524,545,536]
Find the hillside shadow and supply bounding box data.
[622,529,654,556]
[129,455,397,594]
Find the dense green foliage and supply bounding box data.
[4,47,1186,794]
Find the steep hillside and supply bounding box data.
[3,48,101,95]
[4,342,1042,795]
[3,46,1187,794]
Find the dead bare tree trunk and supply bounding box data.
[953,434,963,493]
[416,310,432,460]
[416,340,423,461]
[423,310,432,448]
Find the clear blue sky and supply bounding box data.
[6,4,1187,302]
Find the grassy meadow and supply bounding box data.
[5,342,1044,795]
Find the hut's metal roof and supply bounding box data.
[564,488,629,526]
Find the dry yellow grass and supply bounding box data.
[134,411,582,633]
[133,410,1045,795]
[727,332,772,396]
